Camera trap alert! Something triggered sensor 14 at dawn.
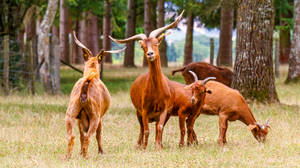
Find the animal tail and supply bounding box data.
[171,66,186,76]
[80,79,90,104]
[80,69,99,104]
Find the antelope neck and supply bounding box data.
[241,110,257,126]
[148,57,166,88]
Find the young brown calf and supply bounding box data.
[194,78,270,146]
[65,32,125,159]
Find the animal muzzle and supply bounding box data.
[255,135,266,143]
[191,97,197,104]
[147,51,155,61]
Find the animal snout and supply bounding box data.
[147,51,154,56]
[191,97,196,104]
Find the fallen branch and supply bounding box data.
[60,59,83,74]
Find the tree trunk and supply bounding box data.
[183,12,194,65]
[103,0,112,63]
[286,0,300,83]
[87,12,99,56]
[59,0,69,63]
[275,38,280,78]
[70,21,78,64]
[38,0,58,93]
[50,26,61,94]
[124,0,136,67]
[157,0,168,67]
[210,38,214,65]
[77,12,87,64]
[217,0,233,67]
[232,0,278,103]
[279,28,291,64]
[279,11,292,64]
[143,0,156,66]
[3,35,9,95]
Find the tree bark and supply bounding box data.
[217,0,233,67]
[87,12,99,56]
[77,12,87,64]
[275,38,279,78]
[143,0,151,67]
[143,0,156,66]
[70,21,79,64]
[279,28,291,64]
[124,0,136,67]
[38,0,58,93]
[232,0,279,103]
[3,35,9,95]
[103,0,112,63]
[50,26,61,94]
[59,0,69,63]
[210,38,214,65]
[183,12,194,65]
[286,0,300,83]
[157,0,168,67]
[279,11,292,64]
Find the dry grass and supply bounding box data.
[0,66,300,167]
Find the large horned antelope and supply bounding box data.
[110,11,184,150]
[65,32,125,159]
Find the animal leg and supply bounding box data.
[179,115,186,147]
[155,113,170,147]
[187,113,200,145]
[218,115,228,146]
[78,120,84,155]
[155,110,168,149]
[96,119,103,154]
[82,113,100,158]
[142,112,149,150]
[136,114,144,148]
[65,115,75,159]
[155,114,171,142]
[78,111,89,155]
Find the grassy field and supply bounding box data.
[0,65,300,167]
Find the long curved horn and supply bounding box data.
[149,10,184,38]
[73,31,92,56]
[104,47,127,54]
[202,77,216,85]
[188,70,198,82]
[265,118,270,126]
[109,34,147,44]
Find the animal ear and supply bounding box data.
[83,51,91,61]
[139,40,143,47]
[248,124,258,131]
[96,49,105,63]
[206,90,212,94]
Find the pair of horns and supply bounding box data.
[109,10,185,44]
[73,31,126,55]
[255,118,270,129]
[188,70,216,84]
